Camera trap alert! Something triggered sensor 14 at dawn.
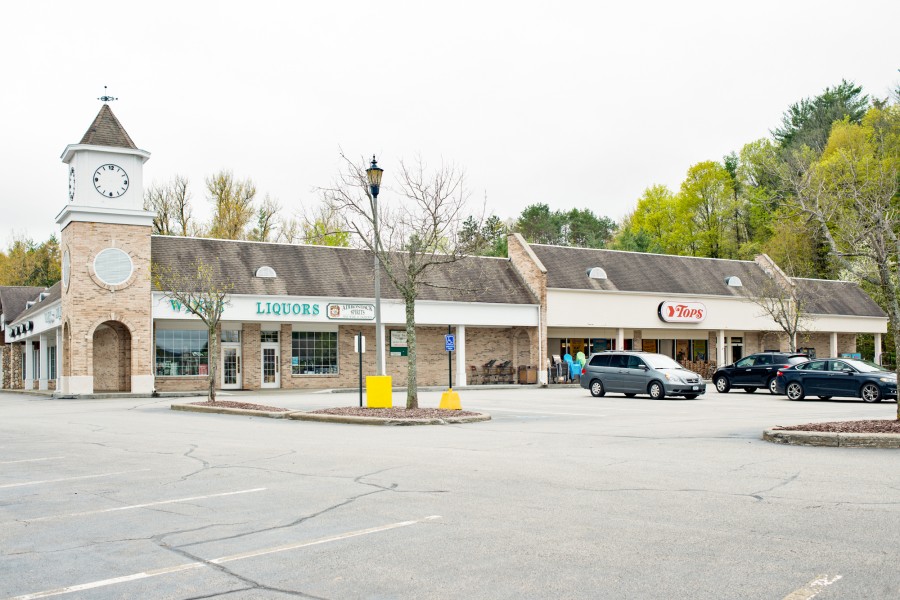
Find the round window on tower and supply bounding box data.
[93,248,133,286]
[62,250,71,290]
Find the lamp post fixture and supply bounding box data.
[366,155,385,376]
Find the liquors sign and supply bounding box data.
[658,301,706,323]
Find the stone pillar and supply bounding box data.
[875,333,883,365]
[716,330,726,367]
[830,332,838,358]
[24,340,34,390]
[242,323,261,390]
[38,334,48,390]
[455,325,467,387]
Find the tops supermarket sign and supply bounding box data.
[657,301,706,323]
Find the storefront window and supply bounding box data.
[292,331,338,375]
[156,330,209,376]
[690,340,708,361]
[221,330,241,343]
[261,331,279,343]
[47,345,57,379]
[642,339,658,353]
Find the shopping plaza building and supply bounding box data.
[0,106,889,394]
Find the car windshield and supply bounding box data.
[843,359,890,373]
[643,354,684,369]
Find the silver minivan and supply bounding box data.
[580,351,706,399]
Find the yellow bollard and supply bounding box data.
[439,388,462,410]
[365,376,393,408]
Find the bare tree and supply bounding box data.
[743,257,811,352]
[300,201,351,246]
[249,194,281,242]
[144,176,195,236]
[323,154,474,408]
[151,259,232,402]
[207,170,257,240]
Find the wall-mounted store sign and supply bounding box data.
[658,301,706,323]
[326,303,375,320]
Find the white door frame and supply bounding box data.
[261,342,280,389]
[221,343,242,390]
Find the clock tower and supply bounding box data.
[56,104,155,395]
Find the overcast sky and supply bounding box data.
[2,1,898,244]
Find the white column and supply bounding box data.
[38,334,48,390]
[616,328,625,351]
[455,325,467,387]
[716,330,726,367]
[56,327,62,388]
[875,333,883,365]
[830,332,838,358]
[24,340,34,390]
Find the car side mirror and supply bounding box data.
[843,369,854,374]
[639,365,648,370]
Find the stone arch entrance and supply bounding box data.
[92,321,132,392]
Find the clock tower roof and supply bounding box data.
[78,104,137,149]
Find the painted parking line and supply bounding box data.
[782,574,842,600]
[8,515,443,600]
[0,457,65,465]
[22,488,267,522]
[480,407,607,418]
[0,469,151,490]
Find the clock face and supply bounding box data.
[93,164,129,198]
[68,167,76,201]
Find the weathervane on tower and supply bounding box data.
[97,85,118,103]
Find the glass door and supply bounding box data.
[221,345,241,389]
[261,343,280,388]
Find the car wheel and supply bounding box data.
[624,393,636,397]
[715,376,730,393]
[648,381,666,400]
[767,377,778,395]
[818,396,833,400]
[590,380,605,398]
[684,394,698,399]
[861,383,882,403]
[744,387,757,394]
[785,381,805,401]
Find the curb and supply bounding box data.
[763,429,900,448]
[170,403,289,419]
[287,412,492,426]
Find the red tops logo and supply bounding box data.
[658,301,706,323]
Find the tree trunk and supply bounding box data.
[405,296,418,409]
[208,326,217,403]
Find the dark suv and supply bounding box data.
[713,352,809,394]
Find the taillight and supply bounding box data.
[582,367,586,375]
[776,370,784,377]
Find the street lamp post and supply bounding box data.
[366,156,385,377]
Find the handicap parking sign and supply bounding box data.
[445,334,455,351]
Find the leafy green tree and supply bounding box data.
[514,204,563,245]
[564,208,616,248]
[0,236,61,287]
[613,184,678,254]
[677,161,736,258]
[772,80,870,152]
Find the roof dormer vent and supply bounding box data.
[725,276,743,287]
[586,267,607,280]
[255,266,277,278]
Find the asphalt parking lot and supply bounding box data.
[1,386,899,599]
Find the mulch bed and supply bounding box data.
[309,407,483,418]
[773,419,900,433]
[190,400,291,412]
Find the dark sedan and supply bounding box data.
[774,358,898,402]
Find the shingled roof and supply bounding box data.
[11,282,61,325]
[79,104,137,149]
[791,278,886,317]
[0,285,47,344]
[531,244,770,297]
[151,236,537,305]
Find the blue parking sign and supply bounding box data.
[445,334,455,351]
